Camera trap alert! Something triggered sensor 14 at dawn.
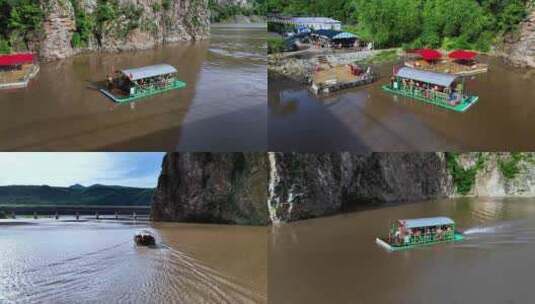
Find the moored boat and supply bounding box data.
[382,67,479,112]
[376,216,464,251]
[0,53,39,90]
[134,230,156,246]
[100,63,186,103]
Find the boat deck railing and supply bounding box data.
[396,84,469,106]
[406,231,455,246]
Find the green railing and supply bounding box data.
[407,230,455,245]
[398,84,457,107]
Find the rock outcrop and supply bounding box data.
[504,9,535,68]
[267,153,452,223]
[455,153,535,197]
[151,153,269,225]
[40,0,76,61]
[38,0,209,61]
[151,153,535,225]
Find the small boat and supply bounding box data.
[376,217,464,251]
[134,230,156,246]
[382,67,479,112]
[100,63,186,103]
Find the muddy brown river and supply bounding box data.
[268,57,535,151]
[0,218,267,304]
[269,198,535,304]
[0,24,266,151]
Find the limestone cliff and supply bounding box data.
[454,153,535,197]
[267,153,452,223]
[38,0,209,61]
[151,153,269,225]
[151,153,535,225]
[503,9,535,68]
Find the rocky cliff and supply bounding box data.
[38,0,209,61]
[151,153,535,225]
[503,9,535,68]
[151,153,269,225]
[454,153,535,197]
[267,153,452,223]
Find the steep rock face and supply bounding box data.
[267,153,452,223]
[504,10,535,68]
[98,0,210,52]
[151,153,269,225]
[456,153,535,197]
[38,0,209,61]
[40,0,76,61]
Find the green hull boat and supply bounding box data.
[383,67,479,112]
[100,79,186,103]
[100,64,186,103]
[377,216,464,251]
[382,85,478,112]
[376,232,464,251]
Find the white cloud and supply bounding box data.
[0,153,164,188]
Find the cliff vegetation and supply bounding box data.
[1,0,210,60]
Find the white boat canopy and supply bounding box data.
[395,67,457,87]
[399,217,455,229]
[121,64,177,81]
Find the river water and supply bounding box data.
[268,57,535,151]
[0,24,267,151]
[269,198,535,304]
[0,218,266,304]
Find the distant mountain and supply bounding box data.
[0,184,154,206]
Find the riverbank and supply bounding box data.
[268,48,394,83]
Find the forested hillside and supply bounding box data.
[268,0,533,51]
[0,184,154,206]
[209,0,267,22]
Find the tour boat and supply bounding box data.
[100,63,186,103]
[376,217,464,251]
[134,230,156,246]
[382,67,479,112]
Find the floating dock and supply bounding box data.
[0,64,39,89]
[311,64,375,95]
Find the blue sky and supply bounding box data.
[0,153,165,188]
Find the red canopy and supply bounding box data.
[417,49,442,61]
[448,50,477,60]
[0,53,34,66]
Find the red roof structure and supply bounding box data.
[0,53,34,66]
[448,50,478,61]
[417,49,442,61]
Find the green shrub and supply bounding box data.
[70,0,94,48]
[446,153,486,195]
[0,38,11,54]
[162,0,171,10]
[267,36,285,54]
[498,153,523,180]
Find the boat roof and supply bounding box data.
[395,67,457,87]
[121,64,177,81]
[399,217,455,228]
[290,17,341,24]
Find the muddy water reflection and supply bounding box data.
[0,219,266,303]
[268,57,535,151]
[0,24,266,151]
[269,198,535,304]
